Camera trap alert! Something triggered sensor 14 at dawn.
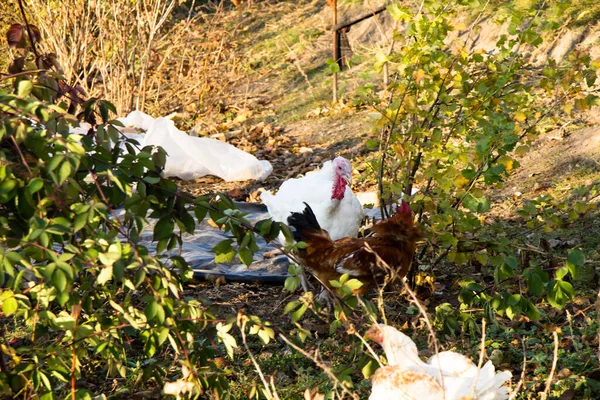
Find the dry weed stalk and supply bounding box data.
[540,331,559,400]
[238,311,281,400]
[280,333,360,400]
[508,337,527,400]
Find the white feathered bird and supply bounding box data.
[366,324,512,400]
[261,156,363,241]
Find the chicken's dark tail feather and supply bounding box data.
[287,202,321,241]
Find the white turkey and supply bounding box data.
[366,324,512,400]
[261,156,363,296]
[261,156,363,241]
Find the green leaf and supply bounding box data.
[28,178,44,194]
[134,269,146,288]
[504,256,518,270]
[366,139,380,150]
[362,359,378,379]
[525,302,541,321]
[325,58,340,74]
[284,276,300,292]
[566,248,584,278]
[329,279,342,288]
[52,269,67,292]
[465,282,485,292]
[555,266,568,280]
[547,279,574,309]
[514,145,530,156]
[387,4,411,21]
[507,294,521,306]
[291,304,308,323]
[18,80,33,97]
[97,265,113,285]
[345,279,364,291]
[257,327,274,344]
[39,371,52,391]
[216,323,237,359]
[155,303,165,324]
[194,205,208,223]
[506,306,516,320]
[145,300,158,321]
[54,315,76,330]
[238,247,253,266]
[527,271,545,297]
[284,300,300,314]
[153,218,174,241]
[0,179,17,196]
[2,296,18,315]
[157,327,169,345]
[212,239,235,264]
[75,389,92,400]
[58,161,72,185]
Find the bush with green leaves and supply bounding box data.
[349,0,598,329]
[0,22,293,398]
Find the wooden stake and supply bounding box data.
[332,0,338,102]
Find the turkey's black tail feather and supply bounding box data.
[287,202,321,242]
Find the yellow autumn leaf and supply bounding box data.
[514,112,526,122]
[563,103,574,115]
[514,145,530,157]
[498,155,514,171]
[454,175,469,189]
[394,143,406,157]
[413,69,426,83]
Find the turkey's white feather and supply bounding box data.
[369,324,512,400]
[369,367,444,400]
[261,159,363,240]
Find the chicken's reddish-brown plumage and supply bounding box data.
[287,202,421,296]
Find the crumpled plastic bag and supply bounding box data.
[117,111,273,182]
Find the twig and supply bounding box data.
[377,71,405,219]
[0,69,47,81]
[597,287,600,365]
[566,310,579,357]
[540,331,559,400]
[17,0,39,58]
[238,312,281,400]
[508,337,527,400]
[10,136,32,176]
[353,332,382,368]
[70,304,81,400]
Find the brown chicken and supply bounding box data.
[287,202,422,296]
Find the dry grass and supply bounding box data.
[12,0,243,117]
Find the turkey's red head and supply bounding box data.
[365,324,384,344]
[395,201,413,225]
[331,156,352,200]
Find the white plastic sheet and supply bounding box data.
[117,111,273,182]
